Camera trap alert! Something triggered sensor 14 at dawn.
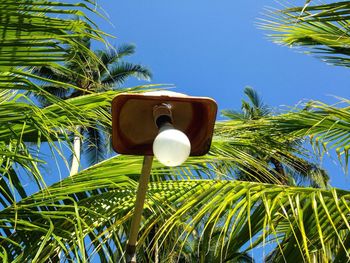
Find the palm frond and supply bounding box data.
[223,87,270,121]
[221,109,246,120]
[221,97,350,173]
[244,86,263,110]
[0,87,153,210]
[101,62,152,88]
[82,126,107,166]
[0,0,106,93]
[30,66,73,85]
[117,44,137,58]
[0,154,348,262]
[97,44,136,71]
[260,1,350,67]
[261,99,350,171]
[213,117,325,186]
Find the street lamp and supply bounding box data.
[112,91,217,263]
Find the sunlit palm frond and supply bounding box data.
[221,97,350,174]
[256,99,350,171]
[0,0,112,207]
[0,154,348,262]
[213,118,327,186]
[153,181,350,263]
[29,36,153,169]
[218,87,325,187]
[0,0,106,94]
[0,87,153,210]
[260,1,350,67]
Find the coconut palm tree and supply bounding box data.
[222,86,271,121]
[222,87,328,187]
[32,37,152,175]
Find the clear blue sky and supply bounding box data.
[92,0,350,189]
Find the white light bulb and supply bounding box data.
[152,124,191,167]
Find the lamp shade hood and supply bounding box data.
[111,91,217,156]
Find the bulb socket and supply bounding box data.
[153,103,173,128]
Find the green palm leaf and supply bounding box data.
[0,0,106,94]
[255,99,350,171]
[0,154,348,262]
[261,1,350,67]
[0,87,153,210]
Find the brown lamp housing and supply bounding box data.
[112,91,217,156]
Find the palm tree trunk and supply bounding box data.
[70,126,82,176]
[52,126,82,263]
[50,127,82,261]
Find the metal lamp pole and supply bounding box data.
[126,156,154,263]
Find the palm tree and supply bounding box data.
[32,37,152,175]
[222,86,270,121]
[2,0,350,262]
[222,87,328,187]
